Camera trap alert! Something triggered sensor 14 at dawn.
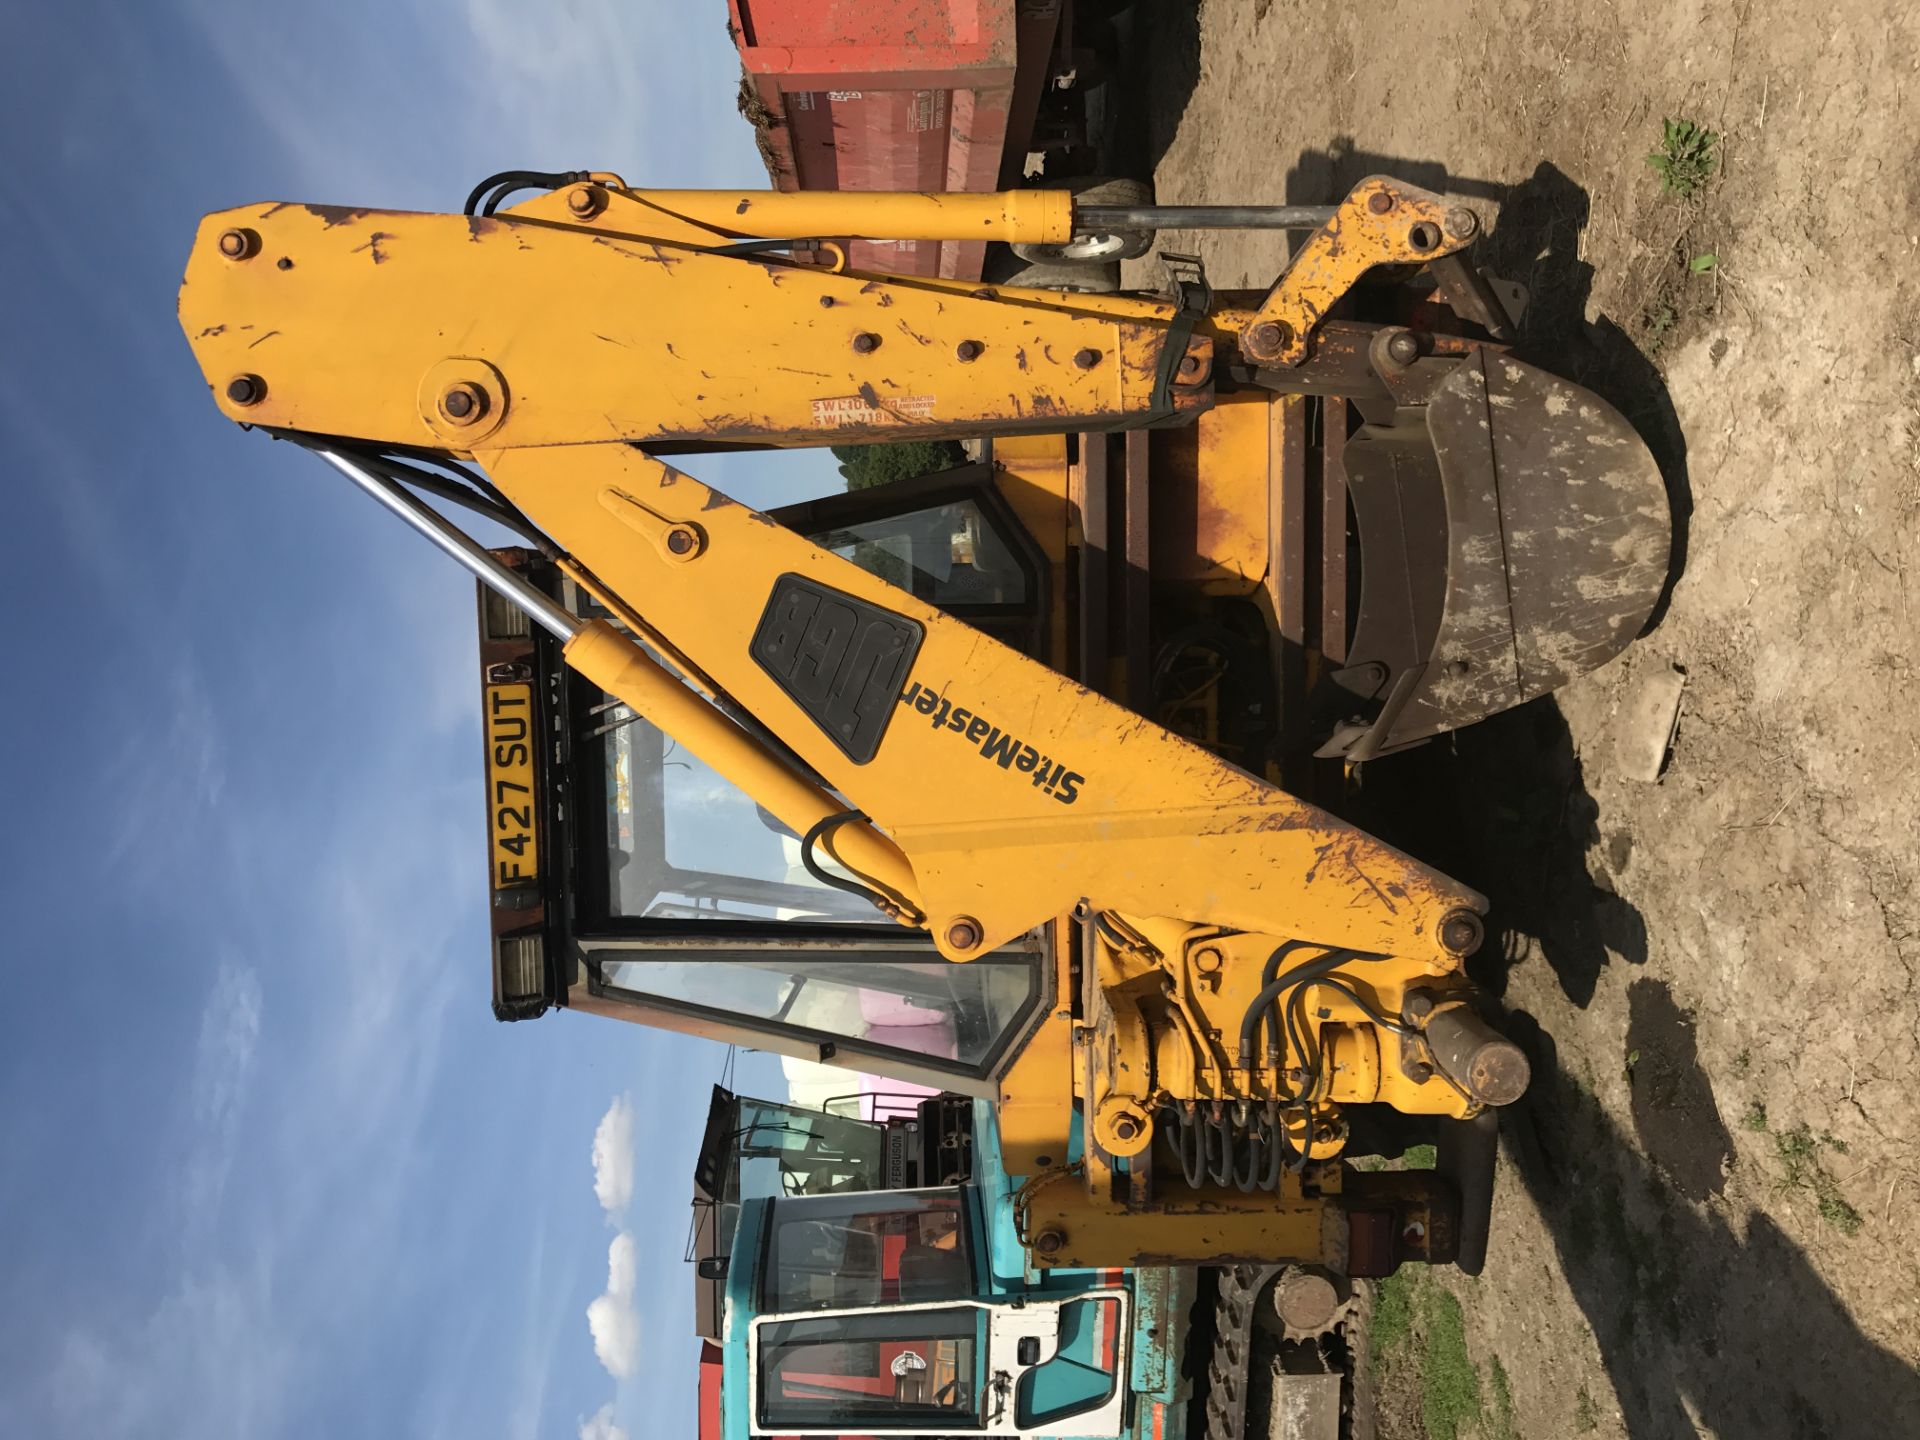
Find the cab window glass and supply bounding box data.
[599,707,874,922]
[759,1306,983,1431]
[592,950,1038,1077]
[764,1191,971,1313]
[813,498,1027,607]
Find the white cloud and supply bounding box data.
[49,1258,292,1440]
[180,964,264,1223]
[578,1401,629,1440]
[591,1095,637,1215]
[586,1233,642,1379]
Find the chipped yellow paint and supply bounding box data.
[1242,176,1476,366]
[178,202,1205,450]
[482,442,1481,963]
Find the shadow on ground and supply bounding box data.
[1363,700,1920,1438]
[1287,139,1907,1432]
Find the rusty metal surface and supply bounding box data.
[1423,1005,1532,1107]
[1326,350,1670,754]
[1274,396,1309,651]
[1241,177,1477,367]
[1123,428,1152,711]
[1320,397,1350,664]
[1424,251,1516,341]
[1073,433,1111,692]
[1482,353,1672,694]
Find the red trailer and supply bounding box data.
[728,0,1136,286]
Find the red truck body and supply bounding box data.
[727,0,1065,280]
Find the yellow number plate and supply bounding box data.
[484,682,538,889]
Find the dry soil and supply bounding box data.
[1124,3,1920,1436]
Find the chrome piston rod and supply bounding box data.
[1075,204,1339,231]
[313,448,582,642]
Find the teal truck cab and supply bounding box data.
[691,1086,1197,1439]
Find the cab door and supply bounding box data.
[748,1291,1129,1438]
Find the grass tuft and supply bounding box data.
[1773,1123,1864,1236]
[1647,117,1719,198]
[1417,1283,1483,1440]
[1575,1385,1601,1433]
[1487,1356,1519,1440]
[1372,1269,1415,1363]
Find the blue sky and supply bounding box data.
[1,3,819,1437]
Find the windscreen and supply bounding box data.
[762,1190,972,1314]
[732,1097,889,1200]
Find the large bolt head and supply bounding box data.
[1384,331,1421,366]
[852,332,881,354]
[226,374,265,406]
[1073,347,1102,369]
[945,916,982,951]
[1439,908,1484,956]
[566,185,605,218]
[218,227,259,260]
[1246,320,1293,357]
[1444,206,1480,240]
[440,382,487,425]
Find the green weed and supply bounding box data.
[1487,1356,1519,1440]
[1403,1142,1437,1170]
[1775,1124,1818,1177]
[1417,1283,1483,1440]
[1575,1386,1601,1432]
[1818,1191,1864,1237]
[1647,117,1720,198]
[1741,1102,1769,1132]
[1644,301,1678,354]
[1372,1269,1415,1364]
[1773,1124,1863,1236]
[1731,1048,1752,1075]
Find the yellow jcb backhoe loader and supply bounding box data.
[178,172,1669,1285]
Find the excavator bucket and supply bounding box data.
[1317,348,1670,759]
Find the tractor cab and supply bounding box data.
[473,486,1058,1101]
[689,1084,976,1340]
[735,1193,1129,1437]
[698,1090,1144,1440]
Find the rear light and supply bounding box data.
[496,933,545,1005]
[483,588,532,641]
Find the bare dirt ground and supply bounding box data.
[1123,2,1920,1435]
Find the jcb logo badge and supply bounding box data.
[752,574,923,764]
